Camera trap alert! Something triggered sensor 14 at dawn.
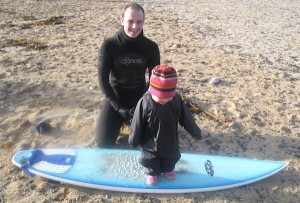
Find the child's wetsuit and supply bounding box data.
[129,92,202,175]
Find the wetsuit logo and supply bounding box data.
[121,57,143,66]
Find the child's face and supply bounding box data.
[151,94,173,105]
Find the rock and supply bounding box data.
[209,77,222,85]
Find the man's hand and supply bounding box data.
[118,108,131,120]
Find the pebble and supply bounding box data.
[29,183,37,190]
[209,77,222,85]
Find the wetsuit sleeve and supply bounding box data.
[97,41,121,110]
[178,96,202,139]
[128,99,145,148]
[147,44,160,80]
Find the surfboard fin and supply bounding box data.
[20,156,35,177]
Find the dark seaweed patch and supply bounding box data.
[5,39,48,50]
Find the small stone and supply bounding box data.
[29,183,37,190]
[209,77,222,85]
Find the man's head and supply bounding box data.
[149,65,178,104]
[121,3,145,38]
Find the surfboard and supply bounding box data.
[12,148,288,193]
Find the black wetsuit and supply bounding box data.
[129,92,202,175]
[96,27,160,147]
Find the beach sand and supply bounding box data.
[0,0,299,202]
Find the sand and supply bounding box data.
[0,0,299,202]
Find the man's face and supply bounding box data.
[121,7,144,38]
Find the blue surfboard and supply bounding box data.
[12,148,288,193]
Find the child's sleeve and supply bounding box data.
[128,99,145,148]
[179,96,202,139]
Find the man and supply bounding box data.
[96,3,160,147]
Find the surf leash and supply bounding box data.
[20,156,35,177]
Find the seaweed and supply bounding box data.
[30,16,65,26]
[19,15,37,21]
[1,120,31,149]
[181,94,231,123]
[5,38,48,50]
[1,16,65,29]
[0,8,16,15]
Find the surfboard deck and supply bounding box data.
[12,148,288,193]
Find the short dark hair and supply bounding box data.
[122,3,145,18]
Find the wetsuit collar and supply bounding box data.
[119,26,144,42]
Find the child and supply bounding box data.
[128,65,202,185]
